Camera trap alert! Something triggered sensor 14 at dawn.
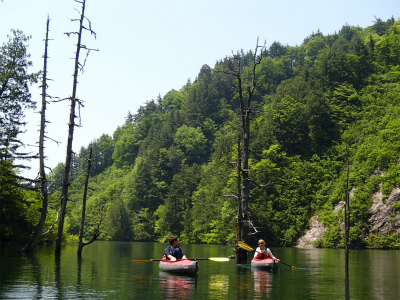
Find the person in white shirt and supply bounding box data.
[253,239,279,261]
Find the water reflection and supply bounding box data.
[76,255,101,297]
[364,250,400,300]
[208,274,229,299]
[235,264,253,299]
[159,272,197,299]
[252,269,273,298]
[26,252,43,300]
[2,243,400,300]
[345,262,350,300]
[54,255,62,299]
[77,256,85,299]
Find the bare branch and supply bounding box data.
[51,97,71,103]
[82,229,101,246]
[248,179,272,189]
[41,209,60,236]
[248,218,261,235]
[44,135,61,145]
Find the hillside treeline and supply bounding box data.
[2,17,400,249]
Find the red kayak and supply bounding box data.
[159,257,198,274]
[251,257,279,270]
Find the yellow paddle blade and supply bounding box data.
[237,241,254,251]
[208,257,230,262]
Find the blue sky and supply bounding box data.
[1,0,398,178]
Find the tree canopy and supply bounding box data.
[2,17,400,249]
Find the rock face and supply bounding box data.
[368,187,400,235]
[296,187,400,248]
[295,215,325,248]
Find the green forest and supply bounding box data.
[2,17,400,250]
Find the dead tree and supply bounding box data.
[22,16,52,252]
[235,135,247,260]
[345,147,350,265]
[344,146,351,299]
[223,39,265,260]
[77,148,100,256]
[56,0,97,255]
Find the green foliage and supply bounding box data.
[303,35,329,63]
[252,55,291,94]
[371,16,396,36]
[174,125,208,165]
[47,163,65,192]
[112,124,139,168]
[56,17,400,248]
[4,19,400,249]
[104,196,134,241]
[365,233,400,249]
[0,161,32,241]
[0,29,40,242]
[80,134,115,176]
[156,164,201,239]
[0,30,39,167]
[392,201,400,211]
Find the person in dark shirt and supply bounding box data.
[164,235,187,261]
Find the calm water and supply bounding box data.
[0,241,399,299]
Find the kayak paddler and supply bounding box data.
[254,239,280,261]
[164,235,187,261]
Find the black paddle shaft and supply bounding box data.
[279,260,297,269]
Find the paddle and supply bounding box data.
[238,241,253,251]
[237,241,298,270]
[132,257,230,263]
[278,260,298,269]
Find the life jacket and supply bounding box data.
[168,246,183,259]
[257,248,272,259]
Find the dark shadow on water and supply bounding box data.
[77,256,82,299]
[236,263,252,269]
[24,252,43,299]
[54,254,61,300]
[345,261,350,300]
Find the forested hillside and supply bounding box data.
[2,17,400,249]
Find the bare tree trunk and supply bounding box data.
[221,40,265,260]
[345,147,350,267]
[231,53,248,248]
[22,16,51,253]
[344,147,350,299]
[236,135,242,241]
[230,40,264,251]
[235,135,247,261]
[77,148,100,256]
[56,0,87,256]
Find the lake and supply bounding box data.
[0,241,399,299]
